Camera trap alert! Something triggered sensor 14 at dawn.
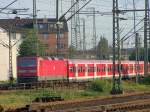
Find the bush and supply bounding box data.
[141,77,150,85]
[0,105,3,112]
[90,80,111,92]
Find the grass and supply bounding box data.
[0,79,150,110]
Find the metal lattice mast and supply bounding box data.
[92,8,96,52]
[133,0,140,82]
[33,0,39,56]
[111,0,122,94]
[135,33,140,82]
[8,29,13,82]
[71,0,77,48]
[144,0,149,75]
[76,1,81,50]
[82,18,86,52]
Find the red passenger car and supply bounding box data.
[17,57,146,83]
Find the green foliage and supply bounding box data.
[1,80,150,109]
[141,77,150,85]
[90,80,111,92]
[129,48,144,61]
[69,45,76,58]
[19,29,46,56]
[129,48,150,61]
[97,35,109,60]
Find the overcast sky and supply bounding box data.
[0,0,146,48]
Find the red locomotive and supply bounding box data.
[17,57,149,83]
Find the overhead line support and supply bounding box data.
[111,0,123,94]
[144,0,149,75]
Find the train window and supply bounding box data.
[18,59,36,67]
[102,66,105,72]
[88,67,90,72]
[108,66,112,72]
[93,67,95,72]
[88,66,94,72]
[83,67,85,72]
[69,67,73,72]
[110,66,112,71]
[78,67,83,72]
[80,67,82,72]
[121,65,123,70]
[69,66,75,72]
[107,67,109,72]
[78,67,81,72]
[130,65,133,71]
[97,67,100,72]
[115,66,118,71]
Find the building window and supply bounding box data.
[56,43,65,49]
[49,24,54,28]
[59,33,64,38]
[38,23,48,30]
[43,33,49,39]
[56,33,64,39]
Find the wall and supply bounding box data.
[0,29,21,81]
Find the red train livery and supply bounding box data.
[17,57,149,83]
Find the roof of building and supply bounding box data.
[0,17,68,33]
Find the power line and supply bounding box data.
[0,0,18,13]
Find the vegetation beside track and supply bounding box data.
[1,80,150,110]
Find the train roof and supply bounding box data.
[17,57,144,64]
[68,59,144,64]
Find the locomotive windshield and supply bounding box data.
[18,59,36,67]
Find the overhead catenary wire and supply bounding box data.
[120,18,144,42]
[59,0,79,21]
[66,0,92,21]
[0,0,18,13]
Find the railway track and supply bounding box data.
[5,92,150,112]
[0,80,91,90]
[8,92,148,112]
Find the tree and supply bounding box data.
[68,45,76,58]
[19,29,46,56]
[97,36,109,60]
[129,48,150,61]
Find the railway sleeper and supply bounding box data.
[32,96,64,103]
[108,103,150,111]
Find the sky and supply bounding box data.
[0,0,146,49]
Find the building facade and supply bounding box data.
[0,28,21,81]
[0,17,69,81]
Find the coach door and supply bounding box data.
[78,64,85,77]
[101,64,106,77]
[68,64,76,79]
[129,64,134,75]
[87,64,94,77]
[107,64,112,76]
[96,64,101,77]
